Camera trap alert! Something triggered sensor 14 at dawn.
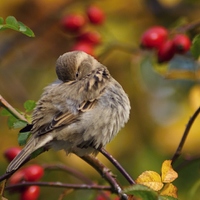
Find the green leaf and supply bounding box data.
[0,16,35,37]
[158,195,178,200]
[7,115,19,129]
[18,131,31,146]
[24,100,36,112]
[0,17,4,24]
[0,108,12,116]
[18,21,35,37]
[123,184,158,200]
[5,16,19,30]
[18,22,27,32]
[13,120,27,129]
[188,179,200,200]
[191,34,200,59]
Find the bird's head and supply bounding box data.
[56,51,101,82]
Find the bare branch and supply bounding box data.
[5,181,111,191]
[42,164,93,184]
[171,106,200,165]
[80,155,128,200]
[99,148,135,185]
[0,94,27,122]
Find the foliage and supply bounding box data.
[1,1,200,200]
[0,16,35,37]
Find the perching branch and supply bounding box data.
[99,148,135,185]
[80,155,128,200]
[171,106,200,165]
[0,96,130,199]
[0,94,27,122]
[42,163,93,184]
[5,181,111,191]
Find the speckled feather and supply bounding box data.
[6,51,130,173]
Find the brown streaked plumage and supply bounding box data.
[6,51,130,173]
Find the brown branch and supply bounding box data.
[5,181,111,191]
[0,94,27,122]
[80,155,128,200]
[0,172,15,183]
[97,41,138,62]
[171,106,200,165]
[176,20,200,33]
[99,148,135,185]
[42,164,93,184]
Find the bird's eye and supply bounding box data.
[76,72,79,78]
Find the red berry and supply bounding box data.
[20,186,40,200]
[24,165,44,182]
[87,5,105,25]
[141,26,168,49]
[9,169,25,185]
[4,147,21,162]
[77,31,102,45]
[71,42,94,56]
[173,34,191,54]
[61,14,86,32]
[157,40,175,63]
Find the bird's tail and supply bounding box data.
[6,136,38,173]
[6,134,52,173]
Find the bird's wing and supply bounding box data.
[29,67,110,137]
[34,99,98,136]
[35,111,79,136]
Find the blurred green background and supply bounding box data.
[0,0,200,199]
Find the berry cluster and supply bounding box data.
[4,147,44,200]
[140,26,191,63]
[61,5,105,56]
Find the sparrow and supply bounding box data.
[6,51,130,173]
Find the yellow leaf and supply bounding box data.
[161,160,178,183]
[136,170,164,191]
[160,183,178,198]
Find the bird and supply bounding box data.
[6,51,131,173]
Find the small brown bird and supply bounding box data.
[6,51,130,173]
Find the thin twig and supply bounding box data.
[43,163,113,200]
[98,42,138,62]
[99,148,135,185]
[5,181,111,191]
[42,164,93,184]
[80,155,128,200]
[58,188,74,200]
[0,172,15,182]
[171,106,200,165]
[0,94,27,122]
[176,20,200,33]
